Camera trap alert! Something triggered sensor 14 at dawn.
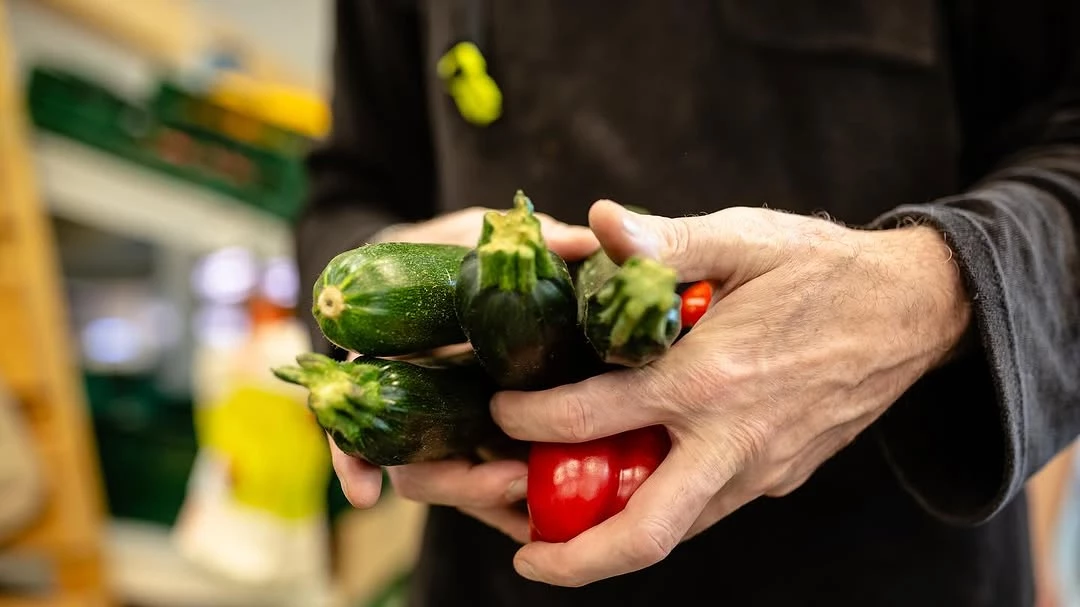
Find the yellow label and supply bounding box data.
[195,384,331,521]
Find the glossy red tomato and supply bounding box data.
[527,425,671,543]
[680,281,713,327]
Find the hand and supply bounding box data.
[372,206,598,252]
[490,200,973,586]
[328,206,599,543]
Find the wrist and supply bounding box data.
[863,225,974,369]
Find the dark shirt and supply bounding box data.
[296,1,1080,605]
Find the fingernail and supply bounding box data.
[506,476,527,502]
[516,558,539,581]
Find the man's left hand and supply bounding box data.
[491,200,973,587]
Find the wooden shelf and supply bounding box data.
[0,1,112,604]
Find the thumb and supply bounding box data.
[588,199,770,283]
[538,218,601,262]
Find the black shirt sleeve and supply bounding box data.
[295,0,438,358]
[865,0,1080,525]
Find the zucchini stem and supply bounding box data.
[272,353,384,416]
[475,190,557,293]
[594,256,680,348]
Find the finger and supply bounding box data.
[588,199,780,284]
[537,215,600,261]
[491,367,663,443]
[460,505,532,544]
[513,446,726,587]
[329,437,384,508]
[426,342,474,358]
[386,458,528,509]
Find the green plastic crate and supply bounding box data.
[25,66,308,222]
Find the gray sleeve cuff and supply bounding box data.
[866,199,1021,525]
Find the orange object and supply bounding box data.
[248,295,292,327]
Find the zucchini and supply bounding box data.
[311,242,469,356]
[272,353,502,466]
[576,249,681,367]
[455,190,599,390]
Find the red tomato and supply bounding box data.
[680,281,713,327]
[527,426,671,543]
[610,425,670,512]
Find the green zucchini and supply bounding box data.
[272,353,502,466]
[311,242,469,356]
[576,249,681,367]
[454,190,599,390]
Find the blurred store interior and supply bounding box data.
[0,1,419,606]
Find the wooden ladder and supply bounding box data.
[0,1,113,605]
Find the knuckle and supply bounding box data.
[625,516,681,568]
[561,393,595,442]
[642,360,714,421]
[663,219,694,264]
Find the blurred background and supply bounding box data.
[0,1,421,606]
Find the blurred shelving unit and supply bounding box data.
[3,1,424,606]
[32,131,292,259]
[2,0,304,605]
[0,1,112,604]
[7,0,305,260]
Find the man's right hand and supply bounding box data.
[327,206,598,543]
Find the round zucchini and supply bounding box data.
[455,190,600,390]
[272,353,503,466]
[576,250,681,367]
[312,242,469,356]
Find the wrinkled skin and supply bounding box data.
[488,200,971,586]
